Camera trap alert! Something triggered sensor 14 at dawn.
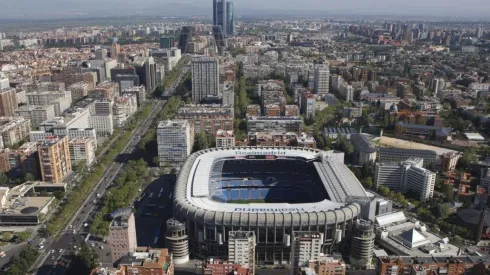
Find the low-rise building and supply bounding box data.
[247,116,303,134]
[202,258,251,275]
[0,142,40,178]
[116,247,174,275]
[175,104,233,134]
[298,255,346,275]
[15,105,55,129]
[216,130,235,148]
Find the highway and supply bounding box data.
[31,61,190,275]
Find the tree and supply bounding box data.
[66,243,98,275]
[0,232,13,241]
[24,173,35,182]
[442,184,454,202]
[364,177,374,190]
[0,173,8,186]
[153,156,160,167]
[53,190,65,200]
[435,204,451,220]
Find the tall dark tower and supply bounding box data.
[213,0,233,37]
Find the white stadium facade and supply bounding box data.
[173,147,374,264]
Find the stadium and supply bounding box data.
[173,147,371,264]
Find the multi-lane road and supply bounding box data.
[33,99,164,275]
[30,63,190,275]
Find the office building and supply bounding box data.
[0,117,31,149]
[313,64,329,96]
[121,86,146,107]
[247,116,303,134]
[160,36,175,49]
[298,255,346,275]
[165,218,189,264]
[178,26,195,53]
[68,137,96,168]
[213,0,234,37]
[95,48,107,60]
[116,248,174,275]
[89,115,113,136]
[216,130,235,148]
[377,147,437,169]
[37,136,72,183]
[228,231,255,275]
[108,212,137,264]
[157,120,194,166]
[134,57,157,92]
[350,220,375,268]
[0,88,18,117]
[0,142,40,178]
[291,232,323,275]
[67,128,97,142]
[191,57,220,103]
[115,74,140,92]
[375,158,435,201]
[202,258,251,275]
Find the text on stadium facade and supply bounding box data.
[234,208,305,212]
[234,151,286,156]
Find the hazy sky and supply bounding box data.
[0,0,489,19]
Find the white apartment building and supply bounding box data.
[121,86,146,107]
[113,94,138,128]
[313,64,329,96]
[228,231,255,275]
[64,108,91,129]
[94,100,113,116]
[68,137,96,168]
[15,105,56,129]
[375,158,435,201]
[191,57,220,103]
[339,82,354,102]
[68,128,97,143]
[216,129,235,148]
[26,90,71,106]
[291,232,323,275]
[89,115,114,136]
[52,97,71,116]
[157,120,194,166]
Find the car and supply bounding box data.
[0,250,6,257]
[100,245,103,249]
[59,249,63,253]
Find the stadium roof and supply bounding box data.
[184,147,368,214]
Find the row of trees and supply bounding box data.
[44,103,155,236]
[193,133,216,152]
[5,246,39,275]
[138,96,182,166]
[90,159,149,237]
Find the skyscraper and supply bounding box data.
[213,0,234,37]
[191,57,219,103]
[178,26,194,53]
[313,64,329,96]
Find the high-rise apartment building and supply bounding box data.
[375,158,436,201]
[135,57,157,92]
[157,120,194,166]
[0,88,18,117]
[290,232,323,275]
[213,0,234,37]
[313,64,329,96]
[228,231,255,275]
[37,136,72,183]
[301,91,316,120]
[108,212,137,264]
[191,57,220,103]
[0,117,31,149]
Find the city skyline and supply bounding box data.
[0,0,490,19]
